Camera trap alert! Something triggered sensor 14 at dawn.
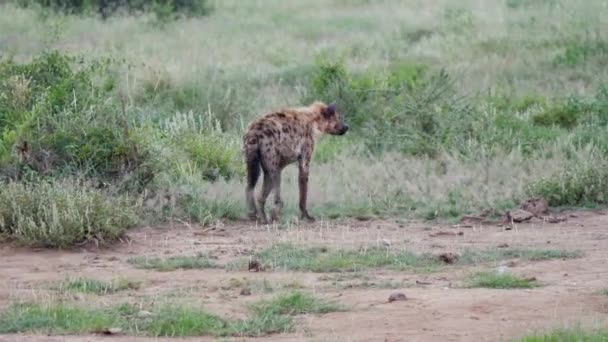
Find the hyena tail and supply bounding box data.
[245,144,262,190]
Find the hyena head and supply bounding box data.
[316,103,349,136]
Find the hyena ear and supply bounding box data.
[323,103,336,118]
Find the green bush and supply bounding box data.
[305,59,473,157]
[532,96,588,129]
[0,51,154,184]
[526,159,608,206]
[0,179,138,247]
[15,0,212,20]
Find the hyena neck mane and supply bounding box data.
[288,101,328,137]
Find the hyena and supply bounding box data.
[242,101,349,224]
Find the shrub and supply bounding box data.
[0,179,138,247]
[15,0,212,20]
[526,159,608,206]
[0,51,147,180]
[304,60,473,157]
[532,96,589,129]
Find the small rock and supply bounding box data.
[496,266,511,275]
[137,310,153,318]
[102,327,122,335]
[388,292,407,303]
[240,288,251,296]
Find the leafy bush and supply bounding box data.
[305,59,474,156]
[532,96,589,129]
[15,0,212,20]
[0,51,150,183]
[526,159,608,206]
[0,179,138,247]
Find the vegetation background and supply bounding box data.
[1,0,608,247]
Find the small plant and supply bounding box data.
[0,302,124,334]
[249,291,344,316]
[0,292,342,337]
[139,305,230,337]
[0,179,138,248]
[128,255,218,271]
[518,327,608,341]
[57,277,140,295]
[526,159,608,206]
[466,272,538,289]
[457,248,582,265]
[16,0,213,20]
[250,243,439,273]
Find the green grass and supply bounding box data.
[127,255,218,271]
[458,248,583,265]
[242,244,582,273]
[250,291,344,316]
[518,328,608,341]
[248,243,439,273]
[467,272,539,289]
[56,277,140,295]
[0,302,125,334]
[0,292,342,337]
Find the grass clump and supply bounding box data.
[16,0,212,20]
[518,328,608,341]
[139,305,230,337]
[526,159,608,207]
[57,277,140,295]
[0,179,137,248]
[467,272,538,289]
[250,291,343,316]
[128,254,218,271]
[458,248,582,265]
[251,244,438,273]
[0,302,123,334]
[231,291,343,336]
[0,292,342,337]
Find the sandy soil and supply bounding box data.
[1,210,608,342]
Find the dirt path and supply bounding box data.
[1,210,608,342]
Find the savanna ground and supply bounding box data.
[2,0,608,340]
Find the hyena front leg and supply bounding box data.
[298,153,315,222]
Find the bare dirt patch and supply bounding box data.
[2,210,608,341]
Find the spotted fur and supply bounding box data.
[242,101,349,223]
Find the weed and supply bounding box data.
[0,179,138,248]
[0,292,342,337]
[0,302,123,334]
[466,272,538,289]
[128,255,218,271]
[518,328,608,341]
[57,277,140,295]
[249,291,344,316]
[457,248,582,265]
[251,244,439,273]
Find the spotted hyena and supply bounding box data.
[242,101,349,224]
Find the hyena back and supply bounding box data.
[242,101,349,223]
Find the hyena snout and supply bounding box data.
[333,121,349,135]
